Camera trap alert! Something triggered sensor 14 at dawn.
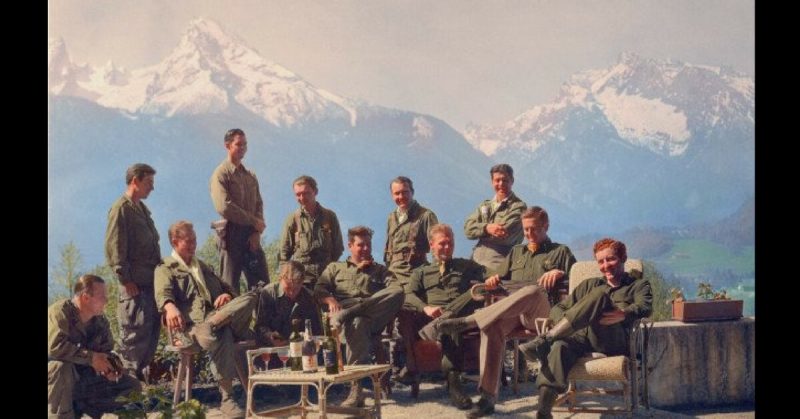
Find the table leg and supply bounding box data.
[371,373,383,418]
[319,380,327,419]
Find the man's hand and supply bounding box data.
[423,306,443,318]
[214,293,233,309]
[484,274,501,290]
[537,269,565,290]
[598,308,626,326]
[324,297,342,313]
[248,232,261,252]
[485,223,508,238]
[164,302,185,330]
[254,219,266,234]
[270,332,288,347]
[90,352,114,379]
[356,259,373,271]
[123,282,140,297]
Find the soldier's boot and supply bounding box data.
[466,390,496,418]
[340,381,366,408]
[535,385,558,419]
[418,311,453,341]
[446,370,473,410]
[219,379,245,419]
[437,315,478,336]
[331,304,362,330]
[520,318,573,363]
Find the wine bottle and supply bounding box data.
[302,319,318,373]
[288,319,303,371]
[322,314,340,374]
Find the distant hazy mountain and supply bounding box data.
[465,52,754,231]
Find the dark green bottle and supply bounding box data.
[288,319,303,371]
[322,314,340,374]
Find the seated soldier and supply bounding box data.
[255,261,322,369]
[315,226,404,408]
[434,206,576,417]
[48,275,142,419]
[402,223,493,410]
[156,220,259,419]
[520,238,652,419]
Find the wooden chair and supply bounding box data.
[548,259,653,414]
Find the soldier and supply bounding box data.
[384,176,439,286]
[402,224,492,410]
[48,275,141,419]
[255,261,321,368]
[279,175,344,289]
[104,163,161,381]
[464,164,527,271]
[156,221,258,419]
[210,128,269,294]
[521,238,652,419]
[432,206,577,417]
[315,226,404,408]
[383,176,438,381]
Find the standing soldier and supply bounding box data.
[464,164,527,271]
[315,226,404,408]
[104,163,161,381]
[383,176,438,382]
[279,175,344,289]
[209,128,269,294]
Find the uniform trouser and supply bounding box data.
[472,284,550,396]
[117,283,160,376]
[398,295,479,374]
[536,287,629,392]
[300,263,324,290]
[471,243,511,272]
[191,292,258,383]
[219,222,269,294]
[48,361,141,419]
[340,287,405,365]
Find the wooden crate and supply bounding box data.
[672,299,743,322]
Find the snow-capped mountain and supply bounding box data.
[48,18,358,128]
[465,52,754,230]
[465,52,754,158]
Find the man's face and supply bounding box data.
[134,174,155,200]
[595,247,626,283]
[173,229,197,264]
[429,232,454,262]
[523,217,548,245]
[280,275,304,301]
[391,182,413,210]
[349,235,372,263]
[84,283,109,317]
[492,172,513,199]
[225,134,248,161]
[293,183,317,210]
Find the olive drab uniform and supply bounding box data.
[255,281,322,346]
[154,254,258,385]
[209,158,269,293]
[104,194,161,378]
[314,259,404,365]
[48,299,141,419]
[468,239,576,396]
[463,192,527,271]
[537,272,653,392]
[493,238,577,306]
[403,258,487,373]
[279,203,344,288]
[384,200,438,287]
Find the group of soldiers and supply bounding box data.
[47,128,653,419]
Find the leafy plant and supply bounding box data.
[115,387,208,419]
[697,282,730,300]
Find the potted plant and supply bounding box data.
[670,282,743,322]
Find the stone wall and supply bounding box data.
[646,317,755,408]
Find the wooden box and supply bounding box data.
[672,299,743,322]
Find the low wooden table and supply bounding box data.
[245,362,391,418]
